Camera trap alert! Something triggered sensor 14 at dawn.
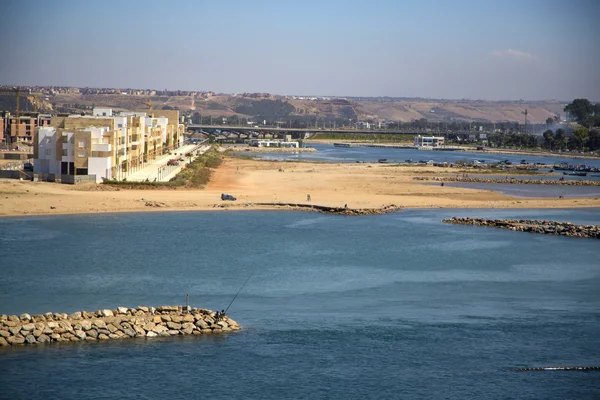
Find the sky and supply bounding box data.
[0,0,599,101]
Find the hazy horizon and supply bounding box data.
[1,0,599,102]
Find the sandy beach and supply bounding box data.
[2,157,599,218]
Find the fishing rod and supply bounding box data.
[225,273,253,313]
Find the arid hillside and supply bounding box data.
[0,91,566,123]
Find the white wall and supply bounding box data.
[34,127,61,175]
[93,108,113,117]
[88,156,113,182]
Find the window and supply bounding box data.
[62,149,68,156]
[78,139,86,148]
[78,151,87,158]
[46,149,52,156]
[118,124,123,128]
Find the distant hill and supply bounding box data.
[0,91,566,124]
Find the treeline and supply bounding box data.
[542,128,600,152]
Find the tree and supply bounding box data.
[564,99,595,126]
[572,128,589,151]
[542,129,554,149]
[554,129,566,150]
[545,117,554,125]
[587,129,600,151]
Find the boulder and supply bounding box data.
[171,315,182,323]
[182,314,195,323]
[47,321,58,329]
[106,324,119,333]
[181,325,194,335]
[160,316,172,323]
[8,315,20,322]
[0,330,10,338]
[97,329,111,336]
[74,330,87,340]
[3,321,17,327]
[8,335,25,344]
[92,320,107,329]
[37,334,50,343]
[146,331,158,338]
[50,333,61,341]
[143,322,156,331]
[108,333,120,340]
[166,322,182,330]
[117,307,129,315]
[42,326,53,335]
[0,314,6,322]
[25,334,37,344]
[0,337,9,346]
[137,306,149,313]
[101,309,114,317]
[123,328,136,337]
[152,325,168,334]
[85,337,97,341]
[80,320,92,331]
[195,320,209,329]
[69,312,82,320]
[98,334,110,340]
[153,316,162,323]
[86,329,98,339]
[167,330,180,336]
[156,306,179,312]
[32,329,42,338]
[9,326,21,335]
[20,313,32,322]
[21,323,35,331]
[133,325,146,336]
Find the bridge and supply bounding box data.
[185,125,474,140]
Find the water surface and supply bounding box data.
[1,209,599,399]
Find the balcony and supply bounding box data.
[92,143,112,152]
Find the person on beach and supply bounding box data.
[307,194,311,201]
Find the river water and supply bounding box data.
[256,143,600,168]
[1,209,599,399]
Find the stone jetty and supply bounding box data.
[414,176,600,186]
[0,306,239,347]
[442,217,600,239]
[254,202,402,215]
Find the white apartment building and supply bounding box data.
[413,135,445,147]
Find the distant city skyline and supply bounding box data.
[1,0,599,101]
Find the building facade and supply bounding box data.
[34,108,185,183]
[413,135,445,147]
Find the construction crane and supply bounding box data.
[142,99,153,110]
[14,87,20,120]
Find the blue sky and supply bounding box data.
[0,0,598,100]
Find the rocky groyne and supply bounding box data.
[254,202,402,215]
[442,217,600,239]
[0,306,239,347]
[414,176,600,186]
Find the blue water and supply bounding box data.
[445,182,600,198]
[257,143,600,168]
[1,209,600,399]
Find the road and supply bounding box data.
[127,143,209,182]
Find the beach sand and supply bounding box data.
[1,157,599,217]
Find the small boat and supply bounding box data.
[378,158,387,163]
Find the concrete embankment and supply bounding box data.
[442,217,600,239]
[415,176,600,186]
[251,202,401,215]
[0,306,239,347]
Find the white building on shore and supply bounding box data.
[413,135,445,147]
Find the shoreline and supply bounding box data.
[306,140,600,160]
[3,157,600,218]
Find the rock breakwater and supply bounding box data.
[414,176,600,186]
[254,202,402,215]
[0,306,239,347]
[442,217,600,239]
